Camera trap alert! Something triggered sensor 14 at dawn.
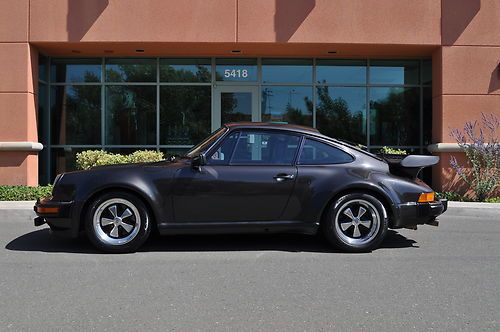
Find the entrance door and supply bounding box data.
[213,86,259,131]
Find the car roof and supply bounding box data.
[224,122,321,136]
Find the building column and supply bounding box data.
[0,0,41,186]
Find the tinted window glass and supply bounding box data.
[51,86,101,145]
[316,86,366,144]
[370,60,419,85]
[316,59,366,84]
[299,139,353,165]
[215,58,257,82]
[51,59,101,83]
[369,87,420,146]
[160,58,211,83]
[160,86,211,145]
[262,59,312,83]
[231,132,300,165]
[105,86,156,145]
[208,132,239,165]
[261,86,312,126]
[105,58,156,82]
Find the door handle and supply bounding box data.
[273,173,295,182]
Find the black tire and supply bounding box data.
[85,191,152,253]
[323,193,388,252]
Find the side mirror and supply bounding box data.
[191,154,206,169]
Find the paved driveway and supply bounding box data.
[1,208,499,331]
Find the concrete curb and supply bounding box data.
[0,201,36,209]
[448,201,500,209]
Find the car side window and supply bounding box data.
[298,138,354,165]
[208,132,239,165]
[230,131,300,165]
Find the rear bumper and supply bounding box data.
[392,199,448,228]
[34,197,79,238]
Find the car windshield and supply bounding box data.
[185,127,227,158]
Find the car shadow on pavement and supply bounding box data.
[5,228,418,254]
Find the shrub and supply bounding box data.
[379,146,407,155]
[127,150,165,164]
[450,113,499,202]
[0,185,53,201]
[436,191,471,202]
[76,150,164,170]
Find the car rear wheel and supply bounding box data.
[324,193,388,252]
[85,191,152,253]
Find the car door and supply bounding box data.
[172,130,301,222]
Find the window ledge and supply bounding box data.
[427,143,462,153]
[0,142,44,152]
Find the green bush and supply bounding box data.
[0,185,53,201]
[379,146,407,155]
[76,150,164,170]
[485,197,500,203]
[436,191,471,202]
[127,150,165,164]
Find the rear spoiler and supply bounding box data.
[383,155,440,179]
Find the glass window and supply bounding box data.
[230,131,300,165]
[160,58,211,83]
[51,147,91,179]
[261,86,312,126]
[215,58,257,82]
[51,86,101,145]
[221,92,253,123]
[106,86,156,145]
[208,132,239,165]
[316,86,367,145]
[316,59,366,84]
[51,59,101,83]
[262,59,312,83]
[299,139,353,165]
[105,58,156,82]
[186,127,227,158]
[39,55,48,82]
[422,59,432,85]
[369,87,420,146]
[423,87,432,146]
[160,86,211,145]
[370,60,419,85]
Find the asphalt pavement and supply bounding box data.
[0,206,499,331]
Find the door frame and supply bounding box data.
[212,85,260,131]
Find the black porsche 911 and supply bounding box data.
[34,122,447,253]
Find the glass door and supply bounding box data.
[213,86,259,131]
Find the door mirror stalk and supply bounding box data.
[191,154,206,171]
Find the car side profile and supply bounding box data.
[34,122,447,253]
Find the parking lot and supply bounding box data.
[1,206,499,331]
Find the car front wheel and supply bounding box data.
[85,191,152,253]
[324,193,388,252]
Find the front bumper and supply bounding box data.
[393,199,448,228]
[34,197,78,238]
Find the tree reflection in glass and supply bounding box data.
[369,87,420,146]
[314,86,366,145]
[160,86,211,145]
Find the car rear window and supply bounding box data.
[298,138,354,165]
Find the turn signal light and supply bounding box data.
[418,192,435,203]
[36,206,60,214]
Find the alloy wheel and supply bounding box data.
[93,198,141,246]
[334,199,381,246]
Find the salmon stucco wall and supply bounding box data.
[0,0,39,185]
[433,0,500,195]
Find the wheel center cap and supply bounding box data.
[114,217,122,225]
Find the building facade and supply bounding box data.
[0,0,498,191]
